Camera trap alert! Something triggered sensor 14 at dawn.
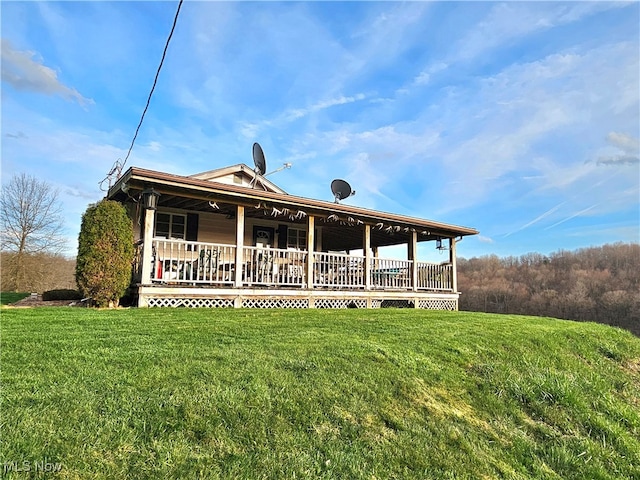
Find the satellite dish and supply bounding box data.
[252,142,266,175]
[331,179,356,203]
[250,142,267,188]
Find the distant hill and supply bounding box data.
[458,242,640,336]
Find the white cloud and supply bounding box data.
[0,38,93,106]
[607,132,640,153]
[453,2,625,63]
[597,132,640,165]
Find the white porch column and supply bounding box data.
[306,215,315,290]
[234,205,245,289]
[408,230,418,292]
[364,224,371,290]
[450,237,458,294]
[140,208,156,286]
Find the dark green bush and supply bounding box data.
[42,289,82,301]
[75,200,134,307]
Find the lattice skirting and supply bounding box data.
[314,298,368,309]
[146,297,234,308]
[242,298,309,309]
[380,299,414,308]
[142,295,455,310]
[417,299,457,311]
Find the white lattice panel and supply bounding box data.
[417,299,457,311]
[242,298,309,309]
[147,297,234,308]
[314,298,367,309]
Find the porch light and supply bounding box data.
[436,238,448,250]
[141,188,160,210]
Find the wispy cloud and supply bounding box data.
[607,132,640,152]
[597,132,640,166]
[284,94,367,122]
[239,93,367,140]
[4,131,27,139]
[504,202,566,237]
[453,2,625,63]
[545,204,599,230]
[597,155,640,166]
[1,38,93,107]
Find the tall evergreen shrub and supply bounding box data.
[76,200,134,307]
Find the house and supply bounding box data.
[107,164,478,309]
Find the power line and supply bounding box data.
[100,0,184,191]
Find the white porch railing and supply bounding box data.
[416,261,453,291]
[152,239,237,285]
[314,252,365,288]
[370,258,412,290]
[242,246,307,286]
[143,239,453,291]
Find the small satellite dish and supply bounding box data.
[331,179,356,203]
[250,142,267,188]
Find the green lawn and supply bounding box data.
[1,308,639,479]
[0,292,29,306]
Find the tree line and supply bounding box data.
[458,243,640,335]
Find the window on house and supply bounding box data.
[155,212,186,239]
[287,228,307,250]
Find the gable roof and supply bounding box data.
[190,163,287,194]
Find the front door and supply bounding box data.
[253,226,274,247]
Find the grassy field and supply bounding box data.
[1,308,639,479]
[0,292,29,306]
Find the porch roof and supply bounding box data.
[108,166,478,250]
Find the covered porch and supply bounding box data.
[112,166,477,309]
[133,238,456,308]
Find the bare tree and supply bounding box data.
[1,173,66,291]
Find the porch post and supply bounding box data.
[450,237,458,293]
[409,230,418,292]
[364,224,371,291]
[140,208,156,286]
[234,205,245,290]
[306,215,315,290]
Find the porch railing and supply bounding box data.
[152,239,237,285]
[140,239,453,291]
[242,246,307,286]
[314,252,365,288]
[370,258,412,290]
[416,261,453,291]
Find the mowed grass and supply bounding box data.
[1,308,639,479]
[0,292,29,306]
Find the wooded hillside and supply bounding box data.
[0,252,76,293]
[458,243,639,335]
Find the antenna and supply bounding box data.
[250,142,267,189]
[331,179,356,203]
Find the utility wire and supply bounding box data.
[100,0,184,190]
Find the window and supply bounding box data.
[287,228,307,250]
[155,212,186,239]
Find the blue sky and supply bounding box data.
[1,1,639,260]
